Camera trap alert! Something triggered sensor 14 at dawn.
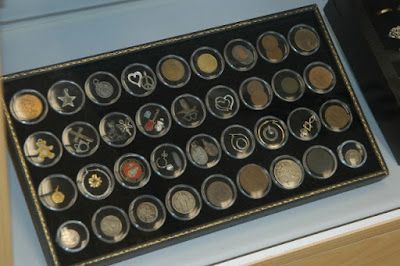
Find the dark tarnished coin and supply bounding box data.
[92,206,130,243]
[254,116,288,150]
[38,174,77,211]
[10,89,48,124]
[157,55,191,88]
[288,24,320,55]
[237,164,271,199]
[224,39,257,71]
[337,140,367,168]
[191,47,225,79]
[76,164,114,200]
[121,63,157,97]
[62,121,100,157]
[99,112,136,147]
[114,153,151,189]
[165,185,202,221]
[186,134,221,169]
[56,220,89,252]
[221,124,255,159]
[303,145,338,179]
[320,100,353,132]
[47,80,85,115]
[239,77,273,110]
[85,71,121,106]
[272,69,305,102]
[304,62,336,93]
[129,195,166,232]
[287,107,321,141]
[24,131,63,168]
[201,174,237,210]
[171,94,207,128]
[271,155,304,190]
[257,31,290,63]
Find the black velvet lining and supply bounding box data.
[3,7,385,266]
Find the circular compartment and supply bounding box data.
[205,85,240,119]
[165,185,202,221]
[91,206,130,243]
[320,100,353,132]
[99,112,136,147]
[24,131,63,168]
[254,116,288,150]
[62,121,100,158]
[287,107,321,141]
[114,153,151,189]
[47,80,85,115]
[190,47,225,79]
[239,77,273,110]
[304,62,336,94]
[220,124,256,159]
[256,31,290,63]
[288,24,320,56]
[121,63,157,97]
[10,89,48,124]
[84,71,121,106]
[270,155,304,190]
[156,55,191,88]
[201,174,237,210]
[150,143,187,179]
[38,174,77,211]
[135,103,172,138]
[128,195,166,232]
[186,134,222,169]
[337,140,367,168]
[171,94,207,128]
[76,164,115,200]
[56,220,89,253]
[236,164,271,199]
[272,69,306,102]
[224,39,258,71]
[303,145,338,179]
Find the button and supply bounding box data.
[270,155,304,190]
[220,124,255,159]
[304,62,336,94]
[47,80,85,115]
[76,164,115,200]
[256,31,290,63]
[287,107,321,141]
[38,174,77,211]
[190,47,224,79]
[201,174,237,210]
[99,112,136,147]
[205,85,240,119]
[10,89,48,124]
[62,121,100,157]
[303,145,337,179]
[56,220,89,253]
[171,94,206,128]
[224,39,257,71]
[121,63,157,97]
[128,195,166,232]
[236,164,271,199]
[288,24,320,56]
[135,103,172,138]
[186,134,221,169]
[85,71,121,105]
[114,153,151,189]
[91,206,130,243]
[239,77,273,110]
[320,100,353,132]
[337,140,367,168]
[165,185,202,221]
[156,55,191,88]
[254,116,288,150]
[23,131,63,168]
[272,69,305,102]
[150,143,186,179]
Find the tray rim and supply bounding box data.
[1,4,388,266]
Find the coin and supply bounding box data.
[224,39,257,71]
[160,58,185,82]
[136,202,159,223]
[197,53,218,74]
[272,157,304,190]
[303,146,337,179]
[56,221,89,252]
[237,164,270,199]
[294,27,319,52]
[232,44,253,65]
[257,32,289,63]
[272,69,305,102]
[100,215,122,237]
[59,228,80,249]
[345,149,363,166]
[337,140,367,168]
[324,105,351,130]
[13,93,44,121]
[171,190,196,215]
[308,65,334,91]
[206,181,233,208]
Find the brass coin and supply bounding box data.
[247,79,269,107]
[232,44,254,65]
[206,180,233,208]
[238,164,270,198]
[273,159,303,189]
[344,149,363,167]
[136,201,159,224]
[160,58,185,82]
[197,53,218,74]
[60,228,80,249]
[261,35,279,49]
[100,215,122,237]
[13,93,44,121]
[171,190,196,215]
[324,105,350,130]
[308,66,334,91]
[266,48,284,61]
[294,28,319,52]
[281,77,300,94]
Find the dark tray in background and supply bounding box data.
[1,5,387,266]
[325,0,400,164]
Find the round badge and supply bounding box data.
[85,71,121,106]
[239,77,273,110]
[224,39,258,71]
[272,69,306,102]
[171,94,206,128]
[121,63,157,97]
[270,155,305,190]
[201,174,237,210]
[337,140,367,168]
[38,174,77,211]
[186,134,222,169]
[24,131,63,168]
[47,80,85,115]
[10,89,48,124]
[62,121,100,157]
[254,116,289,150]
[135,103,172,138]
[256,31,290,63]
[99,112,136,147]
[165,185,202,221]
[236,164,272,199]
[287,107,321,141]
[56,220,90,253]
[91,206,130,243]
[129,195,166,232]
[303,145,338,179]
[288,24,320,56]
[190,47,225,79]
[156,55,191,88]
[76,164,115,200]
[220,124,255,159]
[150,144,187,179]
[205,85,240,119]
[114,153,151,189]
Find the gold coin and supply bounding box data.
[171,190,196,215]
[238,164,270,198]
[345,149,363,166]
[324,105,350,130]
[247,80,269,107]
[197,53,218,74]
[273,159,302,189]
[206,180,233,208]
[232,45,254,65]
[281,77,299,94]
[13,93,44,121]
[160,58,185,82]
[308,66,334,91]
[262,35,279,49]
[294,28,319,52]
[100,215,123,237]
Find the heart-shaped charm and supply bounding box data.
[215,95,234,112]
[128,71,143,87]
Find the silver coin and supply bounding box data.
[171,190,196,215]
[273,158,303,189]
[136,201,159,223]
[59,228,80,249]
[100,215,122,237]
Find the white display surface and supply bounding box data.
[2,0,399,265]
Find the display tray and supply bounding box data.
[1,5,388,266]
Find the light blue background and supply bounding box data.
[2,0,399,265]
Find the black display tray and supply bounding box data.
[325,0,400,164]
[1,5,388,266]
